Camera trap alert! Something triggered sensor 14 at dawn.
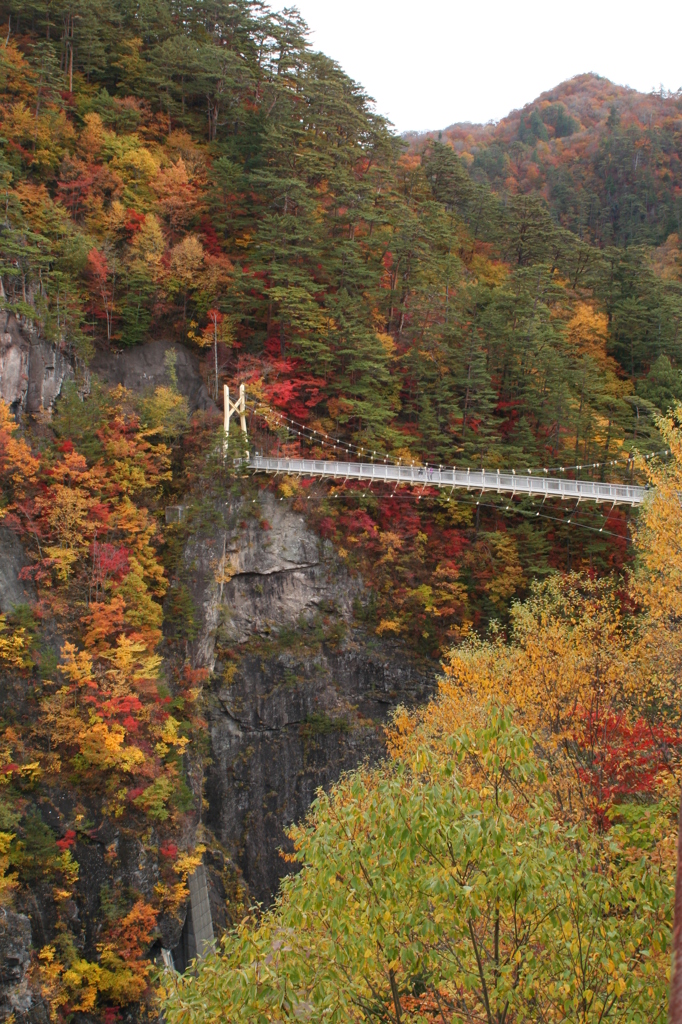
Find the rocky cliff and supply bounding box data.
[0,911,34,1021]
[0,313,73,416]
[0,332,435,1016]
[0,313,213,418]
[0,482,433,1015]
[180,490,434,903]
[89,339,215,414]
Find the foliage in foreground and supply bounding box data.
[163,707,672,1023]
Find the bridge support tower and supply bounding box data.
[224,384,247,441]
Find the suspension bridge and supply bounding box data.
[225,386,649,507]
[246,456,646,505]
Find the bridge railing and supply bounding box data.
[246,455,646,506]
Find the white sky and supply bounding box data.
[272,0,682,133]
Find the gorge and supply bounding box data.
[0,0,681,1017]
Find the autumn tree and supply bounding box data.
[165,708,671,1023]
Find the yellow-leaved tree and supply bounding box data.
[634,407,682,1018]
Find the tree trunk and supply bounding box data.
[214,321,218,401]
[669,786,682,1023]
[388,969,402,1024]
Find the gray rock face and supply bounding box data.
[184,491,434,904]
[206,636,430,903]
[89,339,215,413]
[0,314,72,415]
[0,323,214,418]
[187,493,364,662]
[0,909,44,1021]
[0,325,29,410]
[0,527,35,614]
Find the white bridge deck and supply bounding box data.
[247,455,646,506]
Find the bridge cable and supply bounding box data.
[246,400,669,480]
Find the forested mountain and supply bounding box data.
[413,74,682,248]
[0,3,681,1020]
